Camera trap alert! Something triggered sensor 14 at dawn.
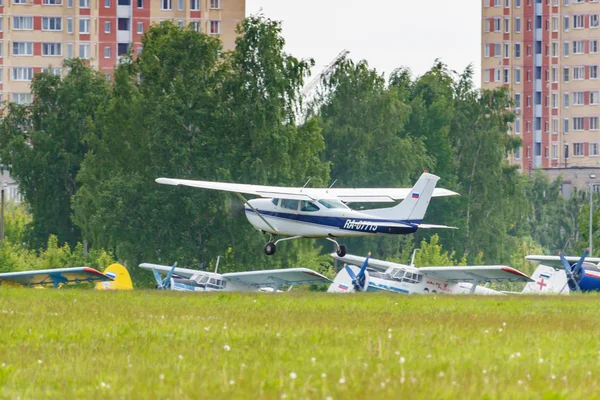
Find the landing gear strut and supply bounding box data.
[326,237,347,257]
[263,235,304,256]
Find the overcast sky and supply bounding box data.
[246,0,482,84]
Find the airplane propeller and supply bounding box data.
[344,252,371,291]
[153,262,178,290]
[559,249,588,293]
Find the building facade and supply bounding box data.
[0,0,245,104]
[482,0,600,171]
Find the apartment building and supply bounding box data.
[0,0,245,104]
[482,0,600,170]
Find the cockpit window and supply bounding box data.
[271,198,280,206]
[318,199,348,209]
[281,199,300,210]
[300,201,320,212]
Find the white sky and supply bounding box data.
[246,0,482,84]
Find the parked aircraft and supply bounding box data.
[156,172,458,256]
[328,253,532,295]
[0,264,132,289]
[524,249,600,294]
[139,260,330,292]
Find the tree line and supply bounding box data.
[0,15,595,285]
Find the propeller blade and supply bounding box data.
[355,252,372,283]
[558,252,572,276]
[344,264,356,279]
[572,248,589,278]
[163,262,178,289]
[152,269,164,288]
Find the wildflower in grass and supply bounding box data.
[482,369,487,374]
[326,396,333,400]
[339,377,346,384]
[281,394,287,399]
[484,330,489,334]
[502,322,506,327]
[160,374,164,380]
[551,374,556,380]
[289,372,297,380]
[204,327,210,332]
[321,373,327,378]
[400,377,405,384]
[253,300,256,303]
[37,360,42,364]
[276,332,281,337]
[498,328,503,333]
[399,357,405,364]
[229,379,235,385]
[588,371,592,376]
[517,380,523,385]
[426,354,432,359]
[439,371,445,377]
[395,351,400,356]
[311,357,316,364]
[539,358,544,364]
[224,344,231,351]
[178,354,183,360]
[380,382,386,388]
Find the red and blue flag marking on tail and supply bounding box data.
[338,284,348,291]
[412,193,420,199]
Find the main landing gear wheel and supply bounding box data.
[264,242,276,256]
[336,244,347,257]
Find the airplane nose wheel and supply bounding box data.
[264,241,276,256]
[336,244,347,257]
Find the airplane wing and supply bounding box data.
[331,253,409,273]
[139,263,200,279]
[222,268,331,287]
[155,178,458,203]
[525,255,600,268]
[418,266,533,283]
[0,267,113,287]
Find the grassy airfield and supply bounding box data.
[0,289,599,399]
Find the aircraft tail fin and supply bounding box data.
[522,265,568,294]
[363,172,440,221]
[95,263,133,290]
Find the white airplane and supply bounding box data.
[156,172,458,256]
[328,253,533,295]
[139,260,330,292]
[523,250,600,294]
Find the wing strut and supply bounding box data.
[235,193,279,233]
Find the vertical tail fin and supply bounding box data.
[522,265,569,294]
[95,263,134,290]
[363,172,440,221]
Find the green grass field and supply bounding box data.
[1,289,599,399]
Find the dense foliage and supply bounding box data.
[0,16,595,285]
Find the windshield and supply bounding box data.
[318,199,348,209]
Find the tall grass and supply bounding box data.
[1,289,599,399]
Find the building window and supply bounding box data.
[573,91,584,105]
[526,120,531,132]
[504,18,510,33]
[495,68,501,82]
[592,40,599,54]
[573,117,584,131]
[79,43,90,59]
[573,40,584,54]
[12,93,32,105]
[484,19,490,32]
[591,91,599,105]
[484,44,490,58]
[13,0,26,3]
[591,117,599,131]
[553,118,559,134]
[574,143,584,156]
[503,68,510,84]
[564,16,569,31]
[515,68,521,83]
[118,18,129,31]
[515,43,521,58]
[12,67,33,81]
[42,17,62,31]
[552,16,558,31]
[564,41,570,57]
[552,144,558,159]
[12,42,33,56]
[67,18,73,33]
[41,67,61,75]
[563,67,569,82]
[573,15,584,29]
[564,119,569,133]
[118,0,130,4]
[515,119,521,134]
[178,0,183,10]
[564,92,570,108]
[42,0,62,4]
[515,148,521,160]
[515,93,521,109]
[104,46,111,58]
[552,92,558,108]
[591,143,599,156]
[105,21,111,33]
[515,17,521,33]
[504,43,509,58]
[573,66,584,80]
[161,0,171,10]
[190,20,200,32]
[210,20,220,34]
[552,41,558,57]
[118,43,129,55]
[190,0,198,10]
[80,0,89,7]
[137,0,143,7]
[66,43,73,58]
[592,65,599,79]
[592,15,600,28]
[42,42,62,56]
[137,22,143,34]
[13,16,33,30]
[80,18,90,34]
[210,0,220,8]
[68,0,72,7]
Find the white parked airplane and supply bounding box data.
[139,261,331,292]
[523,250,600,294]
[156,172,458,256]
[328,253,533,295]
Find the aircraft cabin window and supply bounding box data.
[281,199,300,210]
[271,198,280,206]
[318,199,348,209]
[300,201,319,212]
